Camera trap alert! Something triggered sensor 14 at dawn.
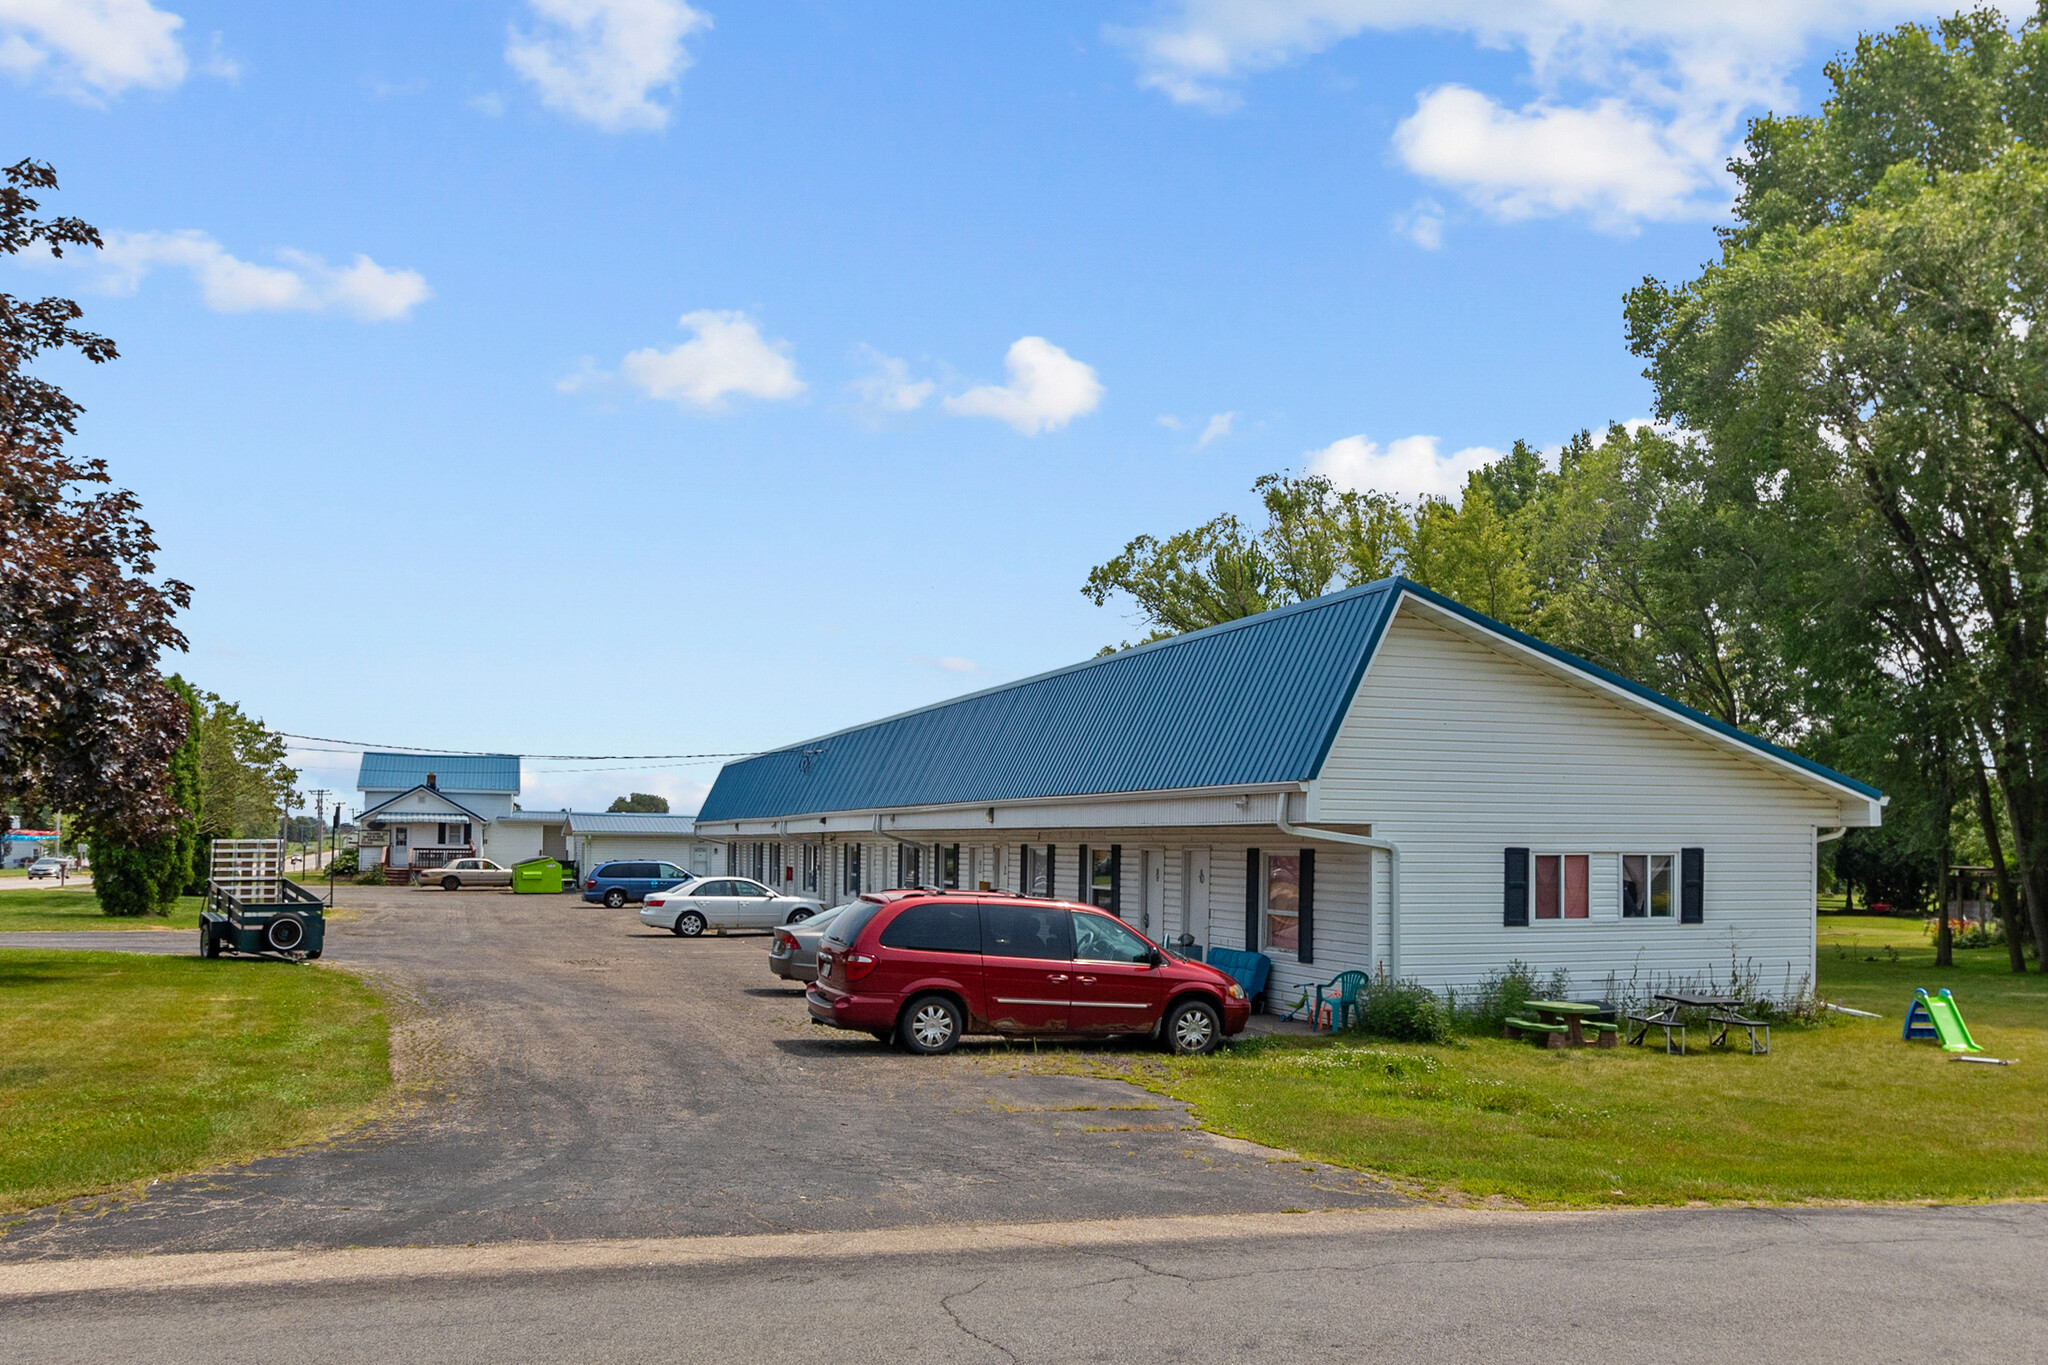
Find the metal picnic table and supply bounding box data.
[1628,991,1770,1055]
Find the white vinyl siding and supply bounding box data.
[1315,607,1836,993]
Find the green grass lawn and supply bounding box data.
[0,889,202,933]
[0,951,390,1214]
[1113,918,2046,1206]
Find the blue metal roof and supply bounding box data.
[697,580,1403,821]
[697,576,1881,823]
[357,752,521,794]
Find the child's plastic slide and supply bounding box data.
[1903,988,1983,1053]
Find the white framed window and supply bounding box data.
[1622,853,1677,920]
[1265,852,1301,950]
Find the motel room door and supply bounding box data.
[1181,849,1211,956]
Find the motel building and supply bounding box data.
[693,578,1885,1008]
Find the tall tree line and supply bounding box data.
[1085,8,2048,970]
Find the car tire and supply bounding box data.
[603,889,626,908]
[898,994,964,1056]
[673,911,706,937]
[785,908,813,924]
[1164,998,1223,1056]
[442,875,461,892]
[870,1030,895,1047]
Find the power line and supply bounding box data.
[277,731,755,762]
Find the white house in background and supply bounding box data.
[355,751,724,880]
[356,753,520,874]
[692,578,1885,1008]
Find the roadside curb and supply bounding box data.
[0,1207,1634,1300]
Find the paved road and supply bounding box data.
[5,1204,2043,1363]
[1,889,1400,1258]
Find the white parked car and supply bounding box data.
[640,877,825,937]
[26,856,76,879]
[433,858,512,891]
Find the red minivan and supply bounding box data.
[807,892,1250,1055]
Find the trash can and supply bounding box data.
[512,857,565,894]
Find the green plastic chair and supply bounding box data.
[1312,970,1369,1033]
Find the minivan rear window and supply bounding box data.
[879,902,981,954]
[823,899,885,947]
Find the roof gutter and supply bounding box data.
[1276,815,1402,980]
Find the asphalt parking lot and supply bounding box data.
[1,887,1402,1258]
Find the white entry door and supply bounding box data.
[1182,849,1211,954]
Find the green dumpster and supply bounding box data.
[512,857,565,894]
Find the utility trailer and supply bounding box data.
[199,839,326,960]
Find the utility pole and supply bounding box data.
[309,790,331,873]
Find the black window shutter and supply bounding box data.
[1245,848,1261,950]
[1681,847,1704,923]
[1504,848,1530,926]
[1079,846,1090,904]
[1298,848,1315,965]
[1109,845,1122,917]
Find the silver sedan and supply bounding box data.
[767,901,862,982]
[640,876,826,937]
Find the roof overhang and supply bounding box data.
[1389,589,1884,827]
[690,782,1310,839]
[358,786,489,825]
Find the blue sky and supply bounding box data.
[2,1,1988,815]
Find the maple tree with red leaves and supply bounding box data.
[1,159,192,844]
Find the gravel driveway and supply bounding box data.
[1,888,1401,1258]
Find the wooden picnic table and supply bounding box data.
[1653,991,1743,1010]
[1526,999,1610,1048]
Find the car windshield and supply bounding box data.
[822,899,885,948]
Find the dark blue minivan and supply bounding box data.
[583,860,692,907]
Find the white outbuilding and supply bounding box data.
[690,578,1882,1009]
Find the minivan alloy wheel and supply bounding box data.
[901,996,962,1055]
[603,889,626,908]
[1167,999,1220,1056]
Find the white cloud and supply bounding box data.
[92,231,431,320]
[1196,411,1235,449]
[913,655,981,674]
[1392,197,1445,249]
[507,0,710,132]
[1116,1,1965,227]
[556,355,609,394]
[1395,86,1706,226]
[1155,413,1185,430]
[944,336,1103,436]
[1307,432,1501,503]
[621,309,804,409]
[0,0,187,100]
[849,345,935,414]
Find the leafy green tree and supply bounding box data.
[90,679,200,917]
[1626,6,2048,966]
[607,792,670,813]
[1083,473,1408,646]
[1401,482,1531,627]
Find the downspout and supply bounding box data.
[1815,827,1847,844]
[875,816,929,889]
[1276,815,1402,979]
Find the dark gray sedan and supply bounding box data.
[767,900,862,983]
